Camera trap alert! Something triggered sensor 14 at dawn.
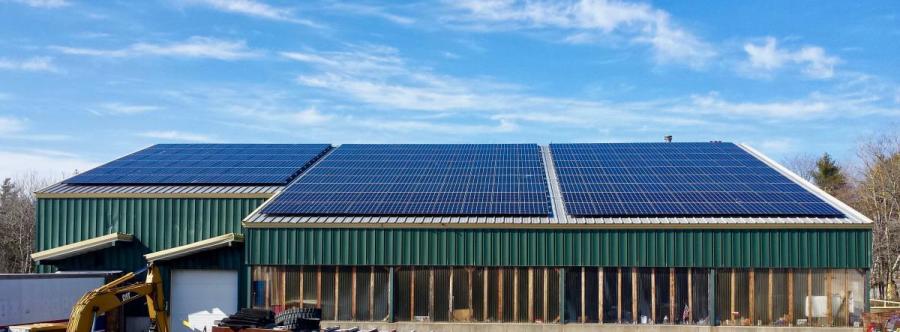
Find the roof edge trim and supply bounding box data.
[35,192,275,199]
[242,221,870,230]
[144,233,244,262]
[738,143,874,224]
[31,232,133,263]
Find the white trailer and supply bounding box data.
[0,272,119,329]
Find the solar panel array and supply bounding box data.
[261,144,552,216]
[64,144,331,185]
[550,143,844,217]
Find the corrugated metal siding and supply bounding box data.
[36,198,265,272]
[246,228,871,268]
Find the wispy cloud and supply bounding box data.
[183,0,320,27]
[9,0,68,8]
[138,130,215,142]
[741,37,840,79]
[444,0,716,68]
[0,149,96,180]
[670,90,898,120]
[0,56,59,72]
[0,116,26,135]
[327,3,415,25]
[90,102,161,115]
[53,36,261,60]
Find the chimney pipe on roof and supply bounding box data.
[664,135,672,143]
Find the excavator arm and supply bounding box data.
[66,265,169,332]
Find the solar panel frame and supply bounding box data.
[551,142,844,218]
[64,144,332,185]
[261,144,553,216]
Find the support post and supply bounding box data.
[388,267,395,322]
[688,268,693,323]
[351,267,357,320]
[559,268,566,324]
[670,267,675,324]
[543,268,549,322]
[528,268,534,323]
[449,268,454,323]
[334,268,339,320]
[617,268,622,323]
[768,269,774,324]
[581,267,586,323]
[317,266,322,309]
[651,268,656,323]
[708,269,716,326]
[749,269,755,324]
[631,268,637,324]
[299,267,304,309]
[370,267,375,320]
[410,267,415,320]
[788,269,794,325]
[514,268,519,322]
[429,268,435,321]
[483,268,489,321]
[730,268,736,323]
[468,268,474,317]
[599,268,604,323]
[826,269,833,326]
[498,269,504,321]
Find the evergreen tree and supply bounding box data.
[811,153,847,195]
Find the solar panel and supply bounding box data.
[64,144,331,185]
[261,144,552,216]
[550,143,844,217]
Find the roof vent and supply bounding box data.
[664,135,672,143]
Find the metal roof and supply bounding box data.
[31,233,133,263]
[243,143,872,228]
[36,182,281,198]
[144,233,243,262]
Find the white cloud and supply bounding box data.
[91,102,161,115]
[0,149,97,181]
[446,0,715,67]
[327,3,415,25]
[0,56,59,72]
[53,36,260,60]
[289,108,332,125]
[184,0,320,27]
[10,0,68,8]
[742,37,840,79]
[0,116,26,135]
[138,130,214,142]
[672,90,898,120]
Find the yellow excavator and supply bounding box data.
[66,264,169,332]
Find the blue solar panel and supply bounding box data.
[550,143,844,217]
[261,144,552,216]
[64,144,331,185]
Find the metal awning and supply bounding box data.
[144,233,244,262]
[31,233,133,263]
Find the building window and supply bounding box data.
[251,266,389,321]
[249,266,866,327]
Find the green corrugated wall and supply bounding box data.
[246,228,871,268]
[35,197,266,306]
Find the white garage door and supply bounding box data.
[170,270,238,332]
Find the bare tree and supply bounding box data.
[783,153,818,182]
[854,133,900,300]
[0,172,54,273]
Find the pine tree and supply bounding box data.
[811,153,847,195]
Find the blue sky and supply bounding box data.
[1,0,898,179]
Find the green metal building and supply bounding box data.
[32,143,872,331]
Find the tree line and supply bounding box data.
[786,133,900,301]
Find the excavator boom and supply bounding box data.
[66,264,169,332]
